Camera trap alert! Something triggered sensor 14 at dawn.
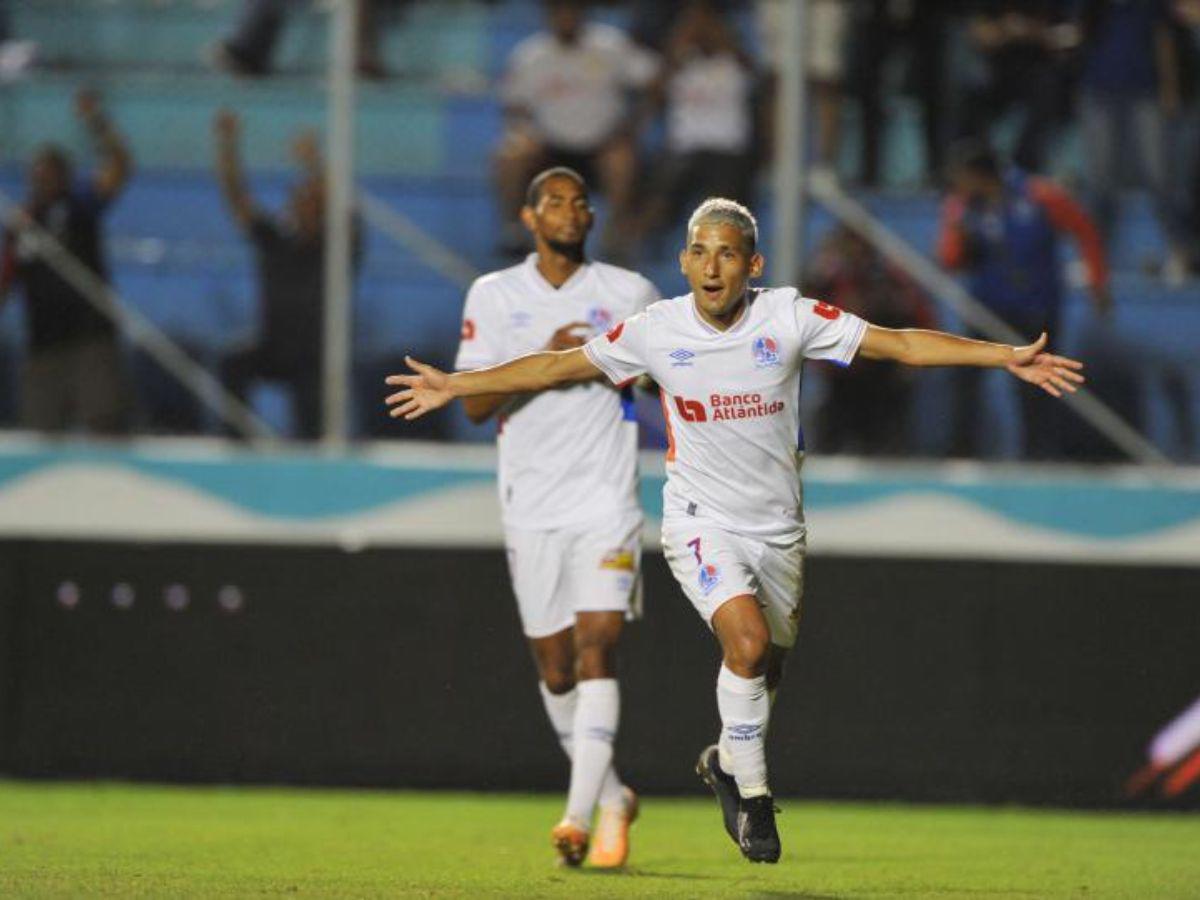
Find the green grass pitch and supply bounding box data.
[2,781,1198,898]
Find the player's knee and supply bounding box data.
[725,631,770,676]
[575,642,616,680]
[541,668,576,695]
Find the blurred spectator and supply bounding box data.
[957,1,1076,172]
[805,225,934,455]
[627,0,744,51]
[938,142,1110,459]
[0,0,37,82]
[0,89,134,435]
[633,1,765,244]
[212,110,360,441]
[493,0,658,261]
[1077,0,1189,283]
[852,0,950,187]
[758,0,850,180]
[1176,0,1200,271]
[212,0,405,79]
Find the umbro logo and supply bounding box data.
[669,348,695,367]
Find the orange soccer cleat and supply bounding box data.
[586,787,639,869]
[550,819,589,868]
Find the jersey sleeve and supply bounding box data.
[794,293,867,367]
[582,311,650,385]
[454,280,506,371]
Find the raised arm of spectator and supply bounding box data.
[291,129,324,185]
[213,109,258,229]
[1028,177,1112,314]
[77,89,132,203]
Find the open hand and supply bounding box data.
[1006,332,1085,398]
[385,356,454,420]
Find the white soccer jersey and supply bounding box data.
[499,23,659,151]
[456,254,659,531]
[583,287,867,540]
[666,52,755,155]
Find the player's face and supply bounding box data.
[522,176,593,250]
[547,4,583,42]
[680,222,764,320]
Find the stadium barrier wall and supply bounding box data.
[1,440,1198,807]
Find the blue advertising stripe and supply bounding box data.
[0,445,1197,540]
[802,480,1200,540]
[0,447,494,520]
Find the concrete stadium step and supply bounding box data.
[0,72,453,176]
[11,0,490,82]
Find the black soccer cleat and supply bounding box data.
[737,794,781,864]
[695,744,740,844]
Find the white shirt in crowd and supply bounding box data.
[584,287,867,541]
[456,254,659,531]
[666,51,754,155]
[500,23,659,151]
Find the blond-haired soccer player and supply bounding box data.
[386,198,1084,864]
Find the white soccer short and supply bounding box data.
[504,511,644,639]
[662,519,805,648]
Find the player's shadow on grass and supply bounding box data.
[579,868,715,881]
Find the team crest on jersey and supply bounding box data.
[698,563,721,596]
[599,549,636,572]
[510,311,532,329]
[587,307,613,332]
[669,348,695,367]
[752,335,781,368]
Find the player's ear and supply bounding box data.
[749,252,764,279]
[678,247,688,275]
[519,205,537,234]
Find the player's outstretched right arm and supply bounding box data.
[385,348,601,421]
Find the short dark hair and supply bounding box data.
[525,166,588,208]
[948,139,1000,180]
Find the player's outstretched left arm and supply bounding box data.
[859,326,1085,398]
[385,348,602,421]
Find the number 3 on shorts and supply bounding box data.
[687,537,702,564]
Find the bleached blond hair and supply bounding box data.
[686,197,759,252]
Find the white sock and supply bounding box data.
[718,682,779,773]
[539,681,578,758]
[539,681,626,811]
[716,664,771,798]
[564,678,620,827]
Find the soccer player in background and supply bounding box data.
[387,198,1084,864]
[454,167,659,867]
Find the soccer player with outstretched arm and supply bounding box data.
[385,198,1084,864]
